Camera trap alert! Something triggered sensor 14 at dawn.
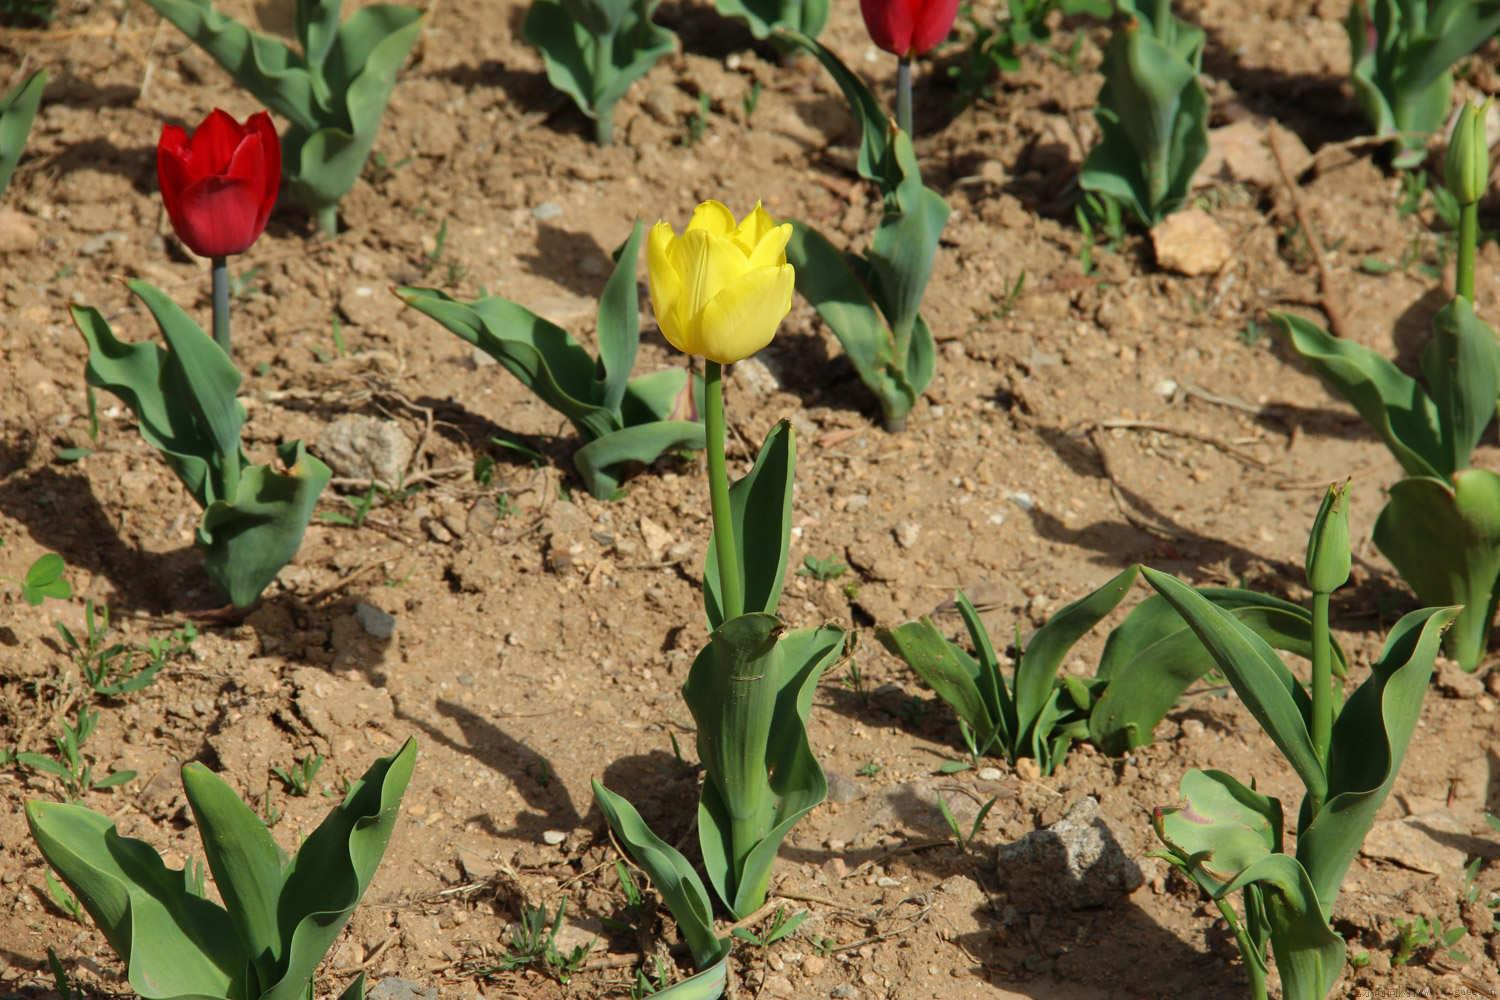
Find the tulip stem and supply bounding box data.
[896,57,913,137]
[705,361,743,623]
[316,205,338,237]
[1309,589,1332,813]
[592,33,615,146]
[1458,202,1477,301]
[210,256,231,356]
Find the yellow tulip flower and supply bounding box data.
[646,200,795,365]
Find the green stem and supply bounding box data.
[1458,201,1477,301]
[210,256,230,356]
[1309,589,1332,812]
[592,32,616,147]
[1213,897,1268,1000]
[896,57,913,138]
[705,361,742,622]
[316,205,338,237]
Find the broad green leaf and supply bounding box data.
[1297,605,1458,911]
[333,972,367,1000]
[622,368,694,424]
[1090,590,1342,754]
[686,622,844,916]
[878,618,999,755]
[523,0,675,130]
[261,737,416,1000]
[775,32,887,182]
[1275,311,1445,479]
[180,763,286,981]
[1140,568,1327,804]
[295,0,341,73]
[955,592,1015,750]
[703,422,794,629]
[868,132,949,350]
[198,442,331,608]
[1013,566,1139,741]
[1419,296,1500,475]
[593,9,678,119]
[21,552,71,606]
[591,781,728,970]
[574,420,704,499]
[1220,854,1345,1000]
[1155,769,1282,893]
[0,68,46,198]
[25,800,248,1000]
[643,956,728,999]
[595,221,645,414]
[716,0,828,42]
[1373,470,1500,671]
[397,286,617,439]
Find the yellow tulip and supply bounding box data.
[646,200,795,365]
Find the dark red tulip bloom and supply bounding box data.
[860,0,959,57]
[157,109,280,258]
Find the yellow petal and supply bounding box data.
[646,221,688,353]
[697,264,794,364]
[685,200,736,237]
[731,201,777,254]
[668,229,753,335]
[746,221,792,270]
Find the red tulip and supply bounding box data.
[157,109,280,258]
[859,0,959,57]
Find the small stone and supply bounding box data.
[996,796,1144,907]
[1153,378,1178,399]
[541,829,567,846]
[424,518,453,544]
[1433,657,1485,699]
[455,847,496,881]
[317,414,414,486]
[367,980,438,1000]
[977,767,1003,781]
[1005,491,1035,512]
[844,494,870,512]
[354,602,396,640]
[1152,208,1233,276]
[639,517,674,562]
[830,987,860,999]
[825,770,862,804]
[735,356,781,395]
[893,522,921,549]
[876,875,900,887]
[532,201,563,221]
[79,230,126,256]
[1014,758,1041,781]
[1179,718,1206,739]
[1198,119,1311,189]
[337,284,387,329]
[803,954,826,975]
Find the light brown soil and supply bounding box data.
[2,1,1499,998]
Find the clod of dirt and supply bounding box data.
[316,414,414,487]
[368,977,438,1000]
[1361,811,1470,875]
[0,208,40,252]
[1199,119,1311,189]
[996,796,1144,908]
[1150,208,1233,277]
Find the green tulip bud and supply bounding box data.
[1446,100,1492,208]
[1306,481,1351,595]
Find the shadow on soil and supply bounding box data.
[517,223,613,299]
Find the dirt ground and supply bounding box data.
[2,0,1500,997]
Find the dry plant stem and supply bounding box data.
[1269,125,1347,338]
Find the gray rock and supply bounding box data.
[317,414,413,486]
[996,796,1143,907]
[368,979,438,1000]
[354,602,396,640]
[825,770,863,805]
[532,201,563,221]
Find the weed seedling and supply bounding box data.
[730,907,807,947]
[44,870,83,923]
[799,554,847,580]
[271,753,324,797]
[486,900,593,983]
[937,794,997,852]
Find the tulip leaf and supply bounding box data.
[400,273,704,500]
[259,737,416,1000]
[776,32,887,181]
[1418,296,1500,476]
[25,800,249,1000]
[1296,605,1457,911]
[591,780,729,970]
[199,441,332,609]
[716,0,827,40]
[1275,311,1445,479]
[573,419,704,499]
[1220,855,1345,1000]
[879,616,1002,757]
[704,421,793,629]
[1079,4,1207,225]
[642,958,729,1000]
[1155,769,1282,893]
[869,131,950,354]
[685,620,844,917]
[1090,589,1344,754]
[523,0,676,144]
[180,762,287,983]
[596,221,646,415]
[1373,472,1500,671]
[0,68,46,199]
[1140,568,1327,805]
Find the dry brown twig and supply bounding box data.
[1268,124,1349,339]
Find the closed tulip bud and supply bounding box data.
[1305,481,1351,594]
[859,0,959,58]
[647,200,794,365]
[157,109,280,258]
[1445,100,1492,207]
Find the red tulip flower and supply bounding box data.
[157,109,280,259]
[859,0,959,58]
